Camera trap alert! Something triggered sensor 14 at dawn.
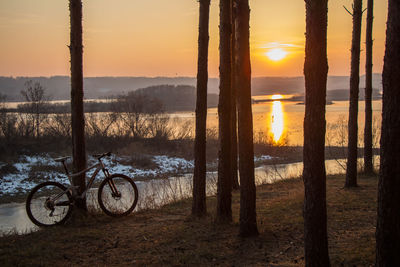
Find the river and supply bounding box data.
[0,157,379,235]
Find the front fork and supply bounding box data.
[104,169,121,198]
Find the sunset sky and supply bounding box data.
[0,0,388,77]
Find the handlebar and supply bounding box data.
[92,152,112,160]
[55,152,111,164]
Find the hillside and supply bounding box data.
[0,74,383,101]
[129,85,219,111]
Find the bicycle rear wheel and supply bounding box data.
[98,174,138,217]
[26,181,73,227]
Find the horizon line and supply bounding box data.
[0,73,383,79]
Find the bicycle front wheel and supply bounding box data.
[98,174,138,217]
[26,181,73,227]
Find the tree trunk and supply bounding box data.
[231,0,240,191]
[303,0,330,265]
[36,111,40,138]
[345,0,362,187]
[69,0,87,210]
[364,0,374,174]
[376,0,400,265]
[217,0,232,222]
[235,0,258,237]
[192,0,210,218]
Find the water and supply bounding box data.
[172,98,382,145]
[3,97,383,146]
[0,157,379,235]
[2,99,113,109]
[0,202,37,234]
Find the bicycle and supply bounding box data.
[26,152,138,227]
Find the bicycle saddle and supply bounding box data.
[54,156,71,162]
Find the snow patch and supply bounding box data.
[0,154,196,196]
[0,154,271,197]
[153,156,194,173]
[255,155,274,161]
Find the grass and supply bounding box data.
[0,163,18,176]
[0,174,377,266]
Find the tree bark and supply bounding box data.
[231,0,240,191]
[364,0,374,174]
[376,0,400,265]
[345,0,362,187]
[217,0,232,222]
[69,0,87,210]
[303,0,330,265]
[235,0,258,237]
[192,0,210,218]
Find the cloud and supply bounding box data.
[259,42,303,49]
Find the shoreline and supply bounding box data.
[0,145,380,205]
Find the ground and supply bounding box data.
[0,174,377,266]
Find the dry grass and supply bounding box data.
[0,174,377,266]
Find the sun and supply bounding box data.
[266,48,288,61]
[271,94,283,100]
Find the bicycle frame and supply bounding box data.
[55,158,115,202]
[68,163,103,198]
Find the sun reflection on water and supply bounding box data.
[270,95,284,143]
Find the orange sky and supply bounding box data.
[0,0,388,77]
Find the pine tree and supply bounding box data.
[217,0,233,222]
[376,0,400,264]
[192,0,211,217]
[363,0,374,174]
[69,0,87,210]
[235,0,258,237]
[345,0,363,187]
[303,0,330,265]
[231,0,240,191]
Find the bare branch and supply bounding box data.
[343,5,353,16]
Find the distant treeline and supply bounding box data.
[0,74,384,101]
[1,85,219,113]
[133,85,218,111]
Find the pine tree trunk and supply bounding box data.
[217,0,232,222]
[345,0,362,187]
[376,0,400,265]
[235,0,258,237]
[231,0,240,191]
[303,0,330,265]
[364,0,374,174]
[69,0,87,210]
[192,0,210,217]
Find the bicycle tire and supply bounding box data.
[26,181,73,227]
[98,174,138,217]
